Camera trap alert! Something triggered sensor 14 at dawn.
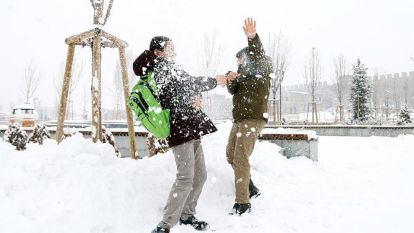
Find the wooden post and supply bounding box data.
[312,102,317,124]
[312,102,315,123]
[56,44,76,143]
[91,32,102,143]
[62,24,136,157]
[119,47,138,159]
[314,102,319,123]
[279,84,282,123]
[335,105,340,123]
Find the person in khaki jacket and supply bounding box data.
[226,17,273,215]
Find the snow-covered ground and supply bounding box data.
[1,122,413,233]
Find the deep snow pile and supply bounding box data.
[1,122,414,233]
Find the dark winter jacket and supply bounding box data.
[133,51,218,148]
[227,34,273,123]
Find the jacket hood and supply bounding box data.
[133,50,158,76]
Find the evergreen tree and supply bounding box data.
[350,59,371,123]
[398,104,411,125]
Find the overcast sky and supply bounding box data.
[1,0,414,113]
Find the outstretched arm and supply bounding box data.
[180,70,226,93]
[243,17,265,61]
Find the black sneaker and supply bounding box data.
[231,203,251,215]
[249,179,261,199]
[179,215,210,231]
[151,227,170,233]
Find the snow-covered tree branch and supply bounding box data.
[22,61,40,104]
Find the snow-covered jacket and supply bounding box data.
[133,51,217,147]
[227,34,273,123]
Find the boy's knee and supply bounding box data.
[176,171,195,188]
[233,156,250,170]
[198,170,207,185]
[226,156,234,165]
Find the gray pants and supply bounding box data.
[158,139,207,229]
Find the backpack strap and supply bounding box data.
[140,72,160,102]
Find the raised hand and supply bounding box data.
[243,17,257,39]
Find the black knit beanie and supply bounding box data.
[149,36,171,51]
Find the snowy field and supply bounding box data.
[1,122,413,233]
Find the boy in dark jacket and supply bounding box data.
[225,18,273,215]
[133,36,227,233]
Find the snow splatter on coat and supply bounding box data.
[154,58,217,147]
[133,51,217,148]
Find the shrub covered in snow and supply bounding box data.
[28,123,51,145]
[62,128,78,140]
[146,134,170,157]
[397,104,412,125]
[101,127,120,157]
[3,123,28,151]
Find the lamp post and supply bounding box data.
[279,82,282,123]
[33,97,40,121]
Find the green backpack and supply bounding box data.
[128,72,170,139]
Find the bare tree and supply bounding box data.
[111,49,135,120]
[199,32,222,77]
[111,68,123,120]
[304,47,322,123]
[392,76,400,114]
[267,32,290,123]
[371,69,380,121]
[126,49,136,90]
[54,59,83,119]
[402,74,409,105]
[22,62,40,104]
[198,32,222,116]
[81,86,90,120]
[333,55,347,122]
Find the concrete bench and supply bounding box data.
[259,128,318,161]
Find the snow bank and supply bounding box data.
[1,123,414,233]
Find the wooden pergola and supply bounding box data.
[56,0,137,159]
